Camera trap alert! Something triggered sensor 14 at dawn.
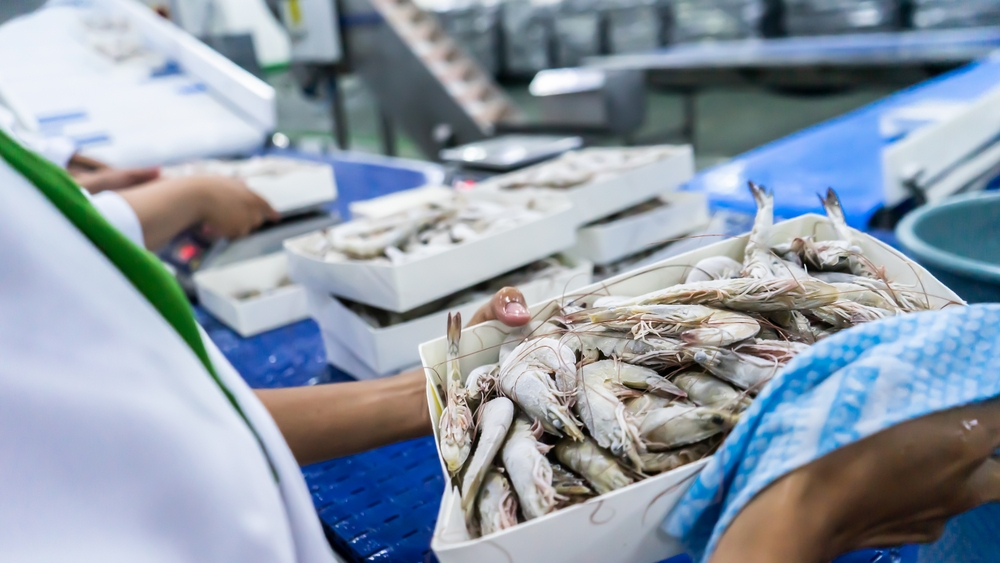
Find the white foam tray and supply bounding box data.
[194,253,309,337]
[349,185,454,220]
[474,145,695,226]
[164,157,337,215]
[419,213,963,563]
[569,191,710,266]
[284,194,577,313]
[309,255,593,378]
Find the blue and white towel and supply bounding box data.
[664,304,1000,563]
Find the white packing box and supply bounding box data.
[569,191,710,266]
[193,253,309,337]
[349,185,455,220]
[284,193,576,313]
[308,255,594,378]
[321,328,390,381]
[418,213,963,563]
[163,156,337,215]
[475,145,695,226]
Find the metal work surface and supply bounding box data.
[588,28,1000,89]
[680,55,1000,229]
[591,27,1000,71]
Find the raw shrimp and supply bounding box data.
[551,463,595,498]
[566,304,760,347]
[837,276,931,312]
[440,313,474,474]
[555,436,634,494]
[330,206,448,259]
[584,359,686,398]
[684,255,742,284]
[460,397,515,520]
[575,362,645,467]
[638,439,718,474]
[477,469,519,536]
[501,417,557,520]
[672,372,749,410]
[592,295,631,308]
[829,283,896,311]
[618,277,839,312]
[498,361,584,440]
[566,328,691,367]
[742,182,776,279]
[692,347,781,391]
[465,363,499,405]
[812,300,894,329]
[624,394,674,417]
[766,309,824,343]
[503,337,578,400]
[639,405,738,450]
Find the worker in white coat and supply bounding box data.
[0,100,278,249]
[0,128,532,561]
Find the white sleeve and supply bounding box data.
[89,190,145,247]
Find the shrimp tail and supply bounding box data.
[748,180,770,207]
[447,312,462,355]
[820,188,846,226]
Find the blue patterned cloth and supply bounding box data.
[664,304,1000,563]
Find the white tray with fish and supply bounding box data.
[310,255,594,378]
[348,185,455,220]
[418,186,963,563]
[284,191,576,313]
[474,145,695,226]
[569,191,710,266]
[193,253,309,337]
[162,156,337,215]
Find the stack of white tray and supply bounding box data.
[286,144,698,380]
[313,255,593,379]
[568,190,709,266]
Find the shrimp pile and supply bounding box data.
[293,193,545,264]
[162,156,324,181]
[436,183,945,539]
[482,147,681,192]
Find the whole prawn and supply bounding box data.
[439,313,474,474]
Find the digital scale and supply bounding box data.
[160,205,339,296]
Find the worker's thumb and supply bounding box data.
[467,287,529,327]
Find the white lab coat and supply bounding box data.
[0,100,145,245]
[0,155,341,562]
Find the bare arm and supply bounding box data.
[255,289,533,466]
[255,370,431,465]
[119,176,278,250]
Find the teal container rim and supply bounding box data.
[896,191,1000,285]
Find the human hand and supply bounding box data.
[468,287,531,327]
[711,398,1000,563]
[194,176,280,240]
[73,166,161,194]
